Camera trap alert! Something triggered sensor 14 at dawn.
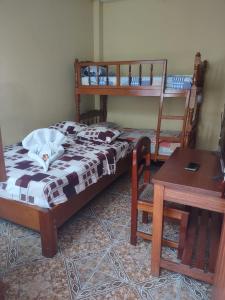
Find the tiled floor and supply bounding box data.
[0,170,212,299]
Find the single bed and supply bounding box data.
[0,126,131,257]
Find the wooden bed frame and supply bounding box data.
[0,130,131,257]
[74,52,207,161]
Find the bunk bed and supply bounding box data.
[74,52,207,160]
[0,127,131,258]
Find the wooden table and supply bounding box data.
[151,148,225,299]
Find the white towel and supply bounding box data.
[22,128,66,172]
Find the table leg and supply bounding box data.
[213,214,225,300]
[151,183,164,276]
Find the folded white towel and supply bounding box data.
[22,128,66,172]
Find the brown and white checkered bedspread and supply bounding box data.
[0,138,130,208]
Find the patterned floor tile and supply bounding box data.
[65,251,123,299]
[3,258,70,300]
[179,276,212,300]
[0,170,212,300]
[7,234,43,269]
[100,220,130,241]
[106,173,131,196]
[111,240,153,284]
[0,236,9,275]
[139,274,182,300]
[59,216,111,257]
[9,223,37,239]
[91,283,141,300]
[0,219,11,237]
[91,192,131,225]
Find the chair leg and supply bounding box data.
[130,203,138,246]
[177,212,189,259]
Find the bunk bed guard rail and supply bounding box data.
[75,59,168,96]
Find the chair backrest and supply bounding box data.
[132,137,151,199]
[0,128,6,182]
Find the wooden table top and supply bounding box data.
[153,148,223,197]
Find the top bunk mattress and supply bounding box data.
[81,75,193,90]
[0,138,130,209]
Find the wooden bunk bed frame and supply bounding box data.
[74,52,207,160]
[0,130,131,258]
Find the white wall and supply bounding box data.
[100,0,225,150]
[0,0,93,145]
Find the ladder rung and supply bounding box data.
[158,136,181,143]
[161,115,184,120]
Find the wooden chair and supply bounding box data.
[130,137,189,258]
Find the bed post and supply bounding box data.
[39,209,57,258]
[74,59,81,122]
[100,95,107,122]
[0,128,6,182]
[186,53,207,148]
[75,94,81,122]
[193,52,201,86]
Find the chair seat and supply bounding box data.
[139,183,186,211]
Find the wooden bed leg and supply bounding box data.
[39,210,57,258]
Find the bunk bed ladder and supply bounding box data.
[154,60,167,160]
[154,67,191,160]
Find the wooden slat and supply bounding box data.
[76,86,189,97]
[161,115,185,120]
[137,200,186,221]
[182,208,199,265]
[129,64,132,86]
[116,65,120,87]
[97,66,99,85]
[150,64,153,85]
[136,231,178,249]
[106,65,109,86]
[209,212,222,273]
[160,259,214,284]
[194,210,209,269]
[213,216,225,300]
[158,136,181,143]
[79,59,167,67]
[88,66,91,85]
[139,64,142,86]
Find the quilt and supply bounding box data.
[0,138,130,208]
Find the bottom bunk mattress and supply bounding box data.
[0,138,130,208]
[119,128,181,157]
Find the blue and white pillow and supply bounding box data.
[81,66,107,77]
